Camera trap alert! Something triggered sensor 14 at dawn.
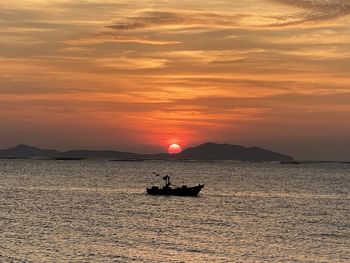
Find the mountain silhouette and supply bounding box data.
[0,144,60,158]
[0,143,293,161]
[174,142,293,161]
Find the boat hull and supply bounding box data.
[146,184,204,196]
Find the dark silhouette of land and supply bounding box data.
[174,142,293,161]
[0,143,294,161]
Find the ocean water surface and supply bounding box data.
[0,159,349,262]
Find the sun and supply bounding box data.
[168,143,182,154]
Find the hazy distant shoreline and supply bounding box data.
[0,142,294,162]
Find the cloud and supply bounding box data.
[269,0,350,26]
[94,57,168,70]
[65,34,181,46]
[105,3,350,31]
[106,11,248,31]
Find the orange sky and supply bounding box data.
[1,0,350,160]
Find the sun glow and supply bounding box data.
[168,143,182,154]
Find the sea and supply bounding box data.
[0,159,349,262]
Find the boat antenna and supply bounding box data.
[152,172,161,177]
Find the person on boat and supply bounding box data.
[162,175,171,188]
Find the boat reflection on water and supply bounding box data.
[146,172,204,197]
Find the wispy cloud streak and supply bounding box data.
[269,0,350,26]
[107,11,248,30]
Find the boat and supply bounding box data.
[146,172,204,196]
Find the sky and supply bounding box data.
[0,0,350,160]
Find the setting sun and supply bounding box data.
[168,144,182,154]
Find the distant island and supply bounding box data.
[0,143,294,161]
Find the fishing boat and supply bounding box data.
[146,172,204,196]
